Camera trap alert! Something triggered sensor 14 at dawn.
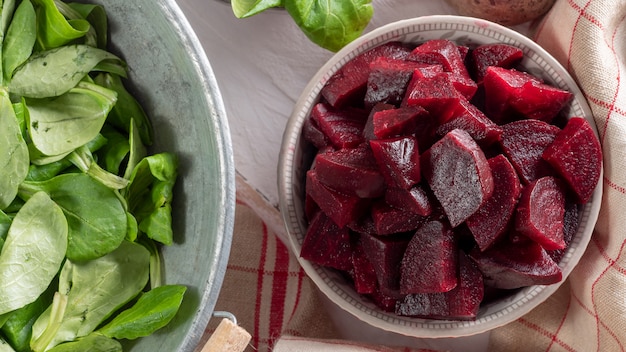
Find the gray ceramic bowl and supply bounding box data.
[279,15,602,338]
[77,0,236,350]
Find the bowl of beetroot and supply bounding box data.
[278,15,603,338]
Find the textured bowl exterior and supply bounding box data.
[278,15,602,338]
[76,0,236,350]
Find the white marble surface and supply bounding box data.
[175,1,533,350]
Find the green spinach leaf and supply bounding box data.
[32,0,89,50]
[46,334,122,352]
[2,0,36,84]
[0,191,67,315]
[231,0,282,18]
[98,285,186,340]
[0,89,29,209]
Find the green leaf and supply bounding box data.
[231,0,282,18]
[284,0,373,52]
[9,44,122,98]
[2,284,55,352]
[46,334,122,352]
[31,241,149,351]
[32,0,90,50]
[0,0,17,36]
[2,0,37,83]
[98,285,186,340]
[66,2,108,49]
[18,173,127,262]
[0,89,29,209]
[24,81,117,157]
[0,192,68,315]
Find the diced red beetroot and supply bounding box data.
[351,239,378,294]
[466,154,522,251]
[361,232,412,296]
[304,193,321,222]
[515,176,567,251]
[396,252,483,320]
[482,66,542,123]
[470,238,562,289]
[303,115,331,149]
[385,185,433,216]
[470,43,524,82]
[371,200,428,236]
[499,119,560,184]
[371,105,428,139]
[548,202,579,262]
[368,289,398,312]
[306,170,369,228]
[457,45,469,61]
[314,146,386,198]
[363,103,395,141]
[370,136,421,189]
[408,39,477,99]
[400,220,458,294]
[510,81,573,123]
[364,57,438,108]
[542,117,602,203]
[321,42,412,108]
[436,97,503,146]
[311,103,368,149]
[403,71,463,123]
[300,211,353,271]
[421,129,494,227]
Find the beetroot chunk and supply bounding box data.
[403,71,462,123]
[371,201,428,236]
[437,97,503,146]
[499,119,560,184]
[385,185,433,216]
[311,103,368,149]
[396,252,483,320]
[469,43,524,82]
[466,154,522,251]
[370,136,421,189]
[371,106,428,139]
[542,117,602,203]
[510,81,573,123]
[361,232,412,296]
[321,42,412,108]
[350,239,378,294]
[515,176,567,251]
[314,146,386,198]
[306,170,368,228]
[421,129,494,227]
[470,238,562,289]
[482,66,542,123]
[300,211,353,271]
[400,220,458,294]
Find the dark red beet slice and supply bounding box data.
[470,43,524,82]
[421,129,494,227]
[396,252,483,320]
[360,232,412,296]
[364,57,437,108]
[466,154,522,251]
[371,105,428,139]
[470,238,562,289]
[515,176,567,251]
[371,200,428,236]
[499,119,560,184]
[300,211,353,271]
[482,66,542,123]
[368,289,398,312]
[403,71,463,123]
[303,115,331,149]
[436,97,503,146]
[321,42,412,108]
[363,102,395,141]
[385,185,433,216]
[306,170,369,228]
[548,202,579,263]
[370,136,421,189]
[351,238,378,294]
[400,220,458,294]
[510,80,573,123]
[542,117,602,204]
[314,146,386,198]
[311,103,368,149]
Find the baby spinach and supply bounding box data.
[31,240,150,351]
[0,0,186,349]
[0,191,67,316]
[98,285,187,340]
[230,0,373,52]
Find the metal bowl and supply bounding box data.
[78,0,236,350]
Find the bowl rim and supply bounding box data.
[278,15,603,338]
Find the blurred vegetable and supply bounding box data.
[230,0,374,52]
